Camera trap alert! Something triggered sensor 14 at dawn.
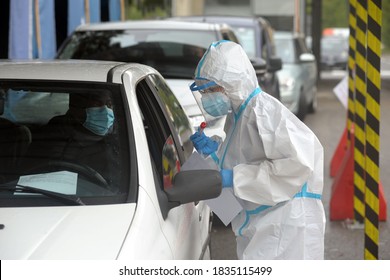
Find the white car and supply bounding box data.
[274,31,318,121]
[0,60,221,259]
[56,20,244,139]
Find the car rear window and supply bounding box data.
[58,29,214,78]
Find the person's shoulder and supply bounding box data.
[255,91,285,109]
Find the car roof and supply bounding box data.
[0,60,155,83]
[274,31,305,39]
[75,19,226,32]
[170,15,269,28]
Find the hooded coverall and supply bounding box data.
[194,40,326,260]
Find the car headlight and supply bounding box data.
[340,51,348,59]
[280,77,295,92]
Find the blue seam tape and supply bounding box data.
[220,87,261,167]
[189,81,217,91]
[196,40,231,78]
[210,152,219,165]
[238,182,322,236]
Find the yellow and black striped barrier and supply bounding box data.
[330,0,387,259]
[354,0,367,224]
[364,0,381,260]
[347,0,356,147]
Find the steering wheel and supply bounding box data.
[26,160,109,188]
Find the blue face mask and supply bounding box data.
[83,106,114,136]
[201,92,231,117]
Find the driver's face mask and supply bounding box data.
[83,106,114,136]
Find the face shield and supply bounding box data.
[189,78,231,123]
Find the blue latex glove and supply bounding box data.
[220,169,233,188]
[190,131,218,156]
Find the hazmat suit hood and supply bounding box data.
[194,41,259,111]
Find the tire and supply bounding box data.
[296,90,307,121]
[308,86,318,113]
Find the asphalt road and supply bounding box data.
[210,73,390,260]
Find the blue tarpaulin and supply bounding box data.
[9,0,56,59]
[9,0,32,59]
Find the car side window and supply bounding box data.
[297,37,309,54]
[221,29,239,44]
[294,38,307,59]
[136,78,184,191]
[148,75,193,160]
[260,30,268,62]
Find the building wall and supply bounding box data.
[171,0,204,16]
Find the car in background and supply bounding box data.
[320,35,349,70]
[56,20,248,139]
[168,15,282,100]
[0,60,222,259]
[274,31,318,121]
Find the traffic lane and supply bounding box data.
[210,78,390,260]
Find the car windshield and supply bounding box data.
[58,29,212,79]
[230,26,256,59]
[274,37,295,63]
[0,81,131,207]
[321,37,348,55]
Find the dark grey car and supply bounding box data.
[169,16,282,100]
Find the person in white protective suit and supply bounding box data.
[189,40,326,260]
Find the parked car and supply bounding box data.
[320,34,349,70]
[274,31,318,121]
[0,60,222,259]
[168,16,282,100]
[56,20,250,139]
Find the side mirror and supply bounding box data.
[299,53,315,63]
[250,57,267,76]
[268,56,282,72]
[164,169,222,210]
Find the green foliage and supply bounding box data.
[322,0,348,29]
[127,5,144,19]
[382,1,390,50]
[126,0,169,20]
[320,0,388,49]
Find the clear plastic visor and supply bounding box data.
[189,79,231,124]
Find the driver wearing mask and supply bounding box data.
[23,92,116,184]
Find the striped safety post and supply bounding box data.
[329,0,387,226]
[364,0,381,260]
[353,0,368,224]
[347,0,357,144]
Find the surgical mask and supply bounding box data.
[83,106,114,136]
[201,92,231,117]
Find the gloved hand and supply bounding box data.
[220,169,233,188]
[190,131,218,156]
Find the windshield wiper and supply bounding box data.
[0,184,85,205]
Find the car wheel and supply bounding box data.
[296,89,307,121]
[272,77,281,100]
[308,87,318,113]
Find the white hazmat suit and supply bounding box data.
[193,41,326,260]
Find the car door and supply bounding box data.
[257,21,281,100]
[296,37,317,99]
[136,74,210,259]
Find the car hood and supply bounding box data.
[0,203,136,259]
